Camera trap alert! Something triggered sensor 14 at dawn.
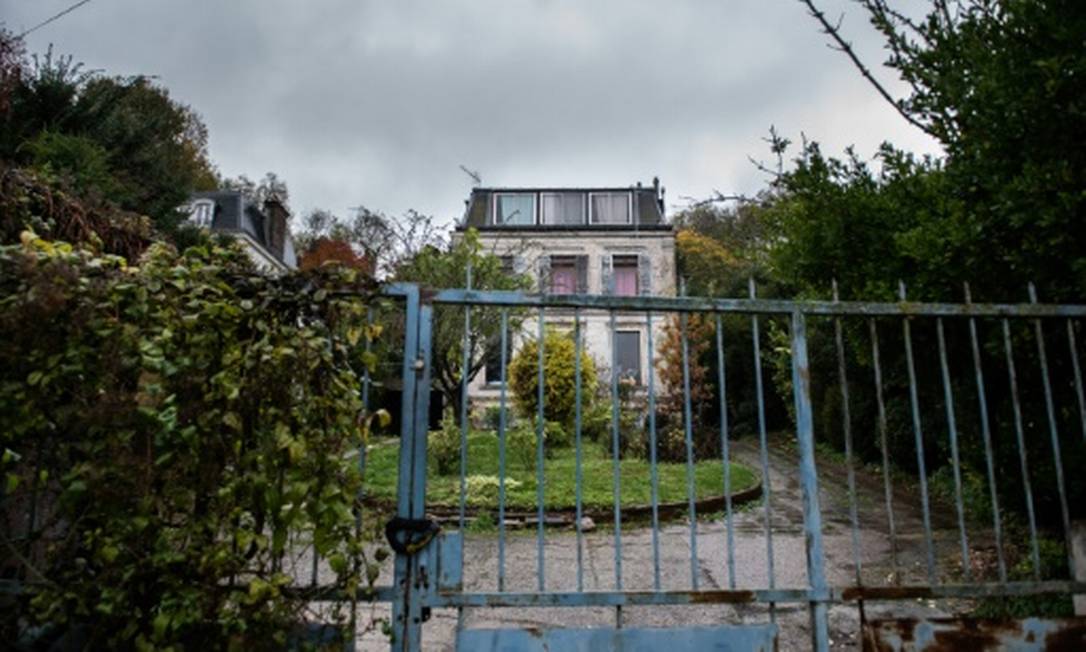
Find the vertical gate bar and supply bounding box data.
[749,278,776,619]
[574,308,585,592]
[647,309,662,591]
[832,282,863,585]
[1002,318,1042,579]
[1028,284,1075,575]
[459,268,472,532]
[680,308,700,590]
[936,318,972,580]
[536,307,546,591]
[715,313,736,590]
[610,308,623,590]
[408,304,435,650]
[392,285,421,652]
[1068,319,1086,445]
[900,281,937,584]
[791,311,830,652]
[964,284,1007,583]
[869,318,900,582]
[498,309,509,592]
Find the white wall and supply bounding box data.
[460,229,676,407]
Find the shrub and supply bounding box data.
[508,327,597,428]
[480,404,512,431]
[430,411,463,475]
[0,233,381,648]
[465,474,522,507]
[581,400,612,443]
[505,422,538,470]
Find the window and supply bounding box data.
[484,336,509,385]
[494,193,535,225]
[189,199,214,228]
[612,255,638,296]
[541,192,585,225]
[615,331,641,384]
[549,256,577,294]
[590,192,631,225]
[499,255,515,275]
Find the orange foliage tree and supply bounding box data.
[655,313,715,461]
[298,237,374,274]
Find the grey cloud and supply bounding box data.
[2,0,941,226]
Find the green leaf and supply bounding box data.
[222,412,242,430]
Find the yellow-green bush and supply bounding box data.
[507,328,597,431]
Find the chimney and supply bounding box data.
[262,198,289,262]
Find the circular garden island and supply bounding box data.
[363,429,760,518]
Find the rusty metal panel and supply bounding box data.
[863,617,1086,651]
[457,624,777,651]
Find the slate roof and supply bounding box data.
[188,190,296,268]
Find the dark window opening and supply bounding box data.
[615,330,641,384]
[484,336,509,385]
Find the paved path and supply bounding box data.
[346,433,982,650]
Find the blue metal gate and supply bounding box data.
[381,283,1086,651]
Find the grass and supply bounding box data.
[364,432,759,511]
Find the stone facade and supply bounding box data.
[454,183,676,408]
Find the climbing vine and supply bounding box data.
[0,232,384,649]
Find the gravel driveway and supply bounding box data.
[345,432,981,650]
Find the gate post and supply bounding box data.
[390,288,434,652]
[790,311,830,652]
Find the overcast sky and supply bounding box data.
[3,0,941,228]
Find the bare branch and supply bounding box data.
[679,191,754,209]
[797,0,935,138]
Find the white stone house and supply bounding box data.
[454,180,676,406]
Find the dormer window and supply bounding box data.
[494,193,535,225]
[541,192,585,225]
[589,192,631,225]
[189,199,215,227]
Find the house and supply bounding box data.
[183,190,297,272]
[455,179,676,405]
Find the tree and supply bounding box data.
[298,237,374,273]
[654,313,715,461]
[296,206,446,278]
[222,171,289,208]
[796,0,1086,302]
[0,40,218,237]
[392,229,532,411]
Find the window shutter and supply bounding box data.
[638,253,652,296]
[576,255,588,294]
[538,255,551,293]
[601,255,613,295]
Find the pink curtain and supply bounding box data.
[614,265,637,296]
[552,266,576,294]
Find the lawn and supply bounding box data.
[363,432,759,511]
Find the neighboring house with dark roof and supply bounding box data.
[183,190,297,272]
[455,179,676,405]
